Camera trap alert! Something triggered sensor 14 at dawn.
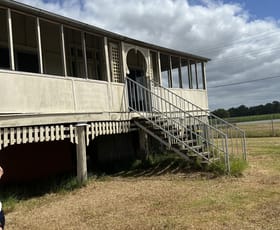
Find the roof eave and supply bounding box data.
[1,0,211,62]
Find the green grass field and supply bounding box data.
[226,113,280,123]
[237,121,280,137]
[223,113,280,137]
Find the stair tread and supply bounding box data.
[149,124,177,130]
[188,151,210,157]
[201,157,220,164]
[171,140,196,146]
[180,145,203,151]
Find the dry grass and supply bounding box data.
[5,138,280,230]
[237,121,280,137]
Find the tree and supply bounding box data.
[227,105,248,117]
[212,108,230,118]
[212,100,280,118]
[237,105,249,116]
[272,101,280,113]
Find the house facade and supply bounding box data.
[0,0,246,183]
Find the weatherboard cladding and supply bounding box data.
[0,0,210,62]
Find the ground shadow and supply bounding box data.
[92,154,218,179]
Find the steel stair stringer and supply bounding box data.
[134,120,190,161]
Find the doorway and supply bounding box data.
[126,49,150,111]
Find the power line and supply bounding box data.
[209,75,280,88]
[209,45,280,65]
[190,29,280,54]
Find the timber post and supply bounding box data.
[139,129,149,161]
[76,123,88,184]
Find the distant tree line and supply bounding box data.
[212,101,280,118]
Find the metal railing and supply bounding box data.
[150,79,247,162]
[125,77,231,171]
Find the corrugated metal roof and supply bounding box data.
[1,0,210,61]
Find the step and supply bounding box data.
[201,157,220,164]
[185,129,203,134]
[154,119,169,125]
[154,128,180,135]
[132,116,163,124]
[148,115,162,121]
[162,134,195,144]
[182,131,203,140]
[188,151,210,158]
[171,140,196,148]
[145,123,176,131]
[180,145,204,151]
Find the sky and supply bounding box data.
[15,0,280,110]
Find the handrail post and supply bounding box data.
[243,132,247,161]
[225,136,230,173]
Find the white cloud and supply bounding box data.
[15,0,280,109]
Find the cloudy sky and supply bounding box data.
[16,0,280,110]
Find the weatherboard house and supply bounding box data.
[0,0,246,183]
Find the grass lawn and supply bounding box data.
[237,121,280,137]
[4,137,280,230]
[227,113,280,123]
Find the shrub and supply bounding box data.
[207,156,248,176]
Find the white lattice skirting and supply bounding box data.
[0,120,131,150]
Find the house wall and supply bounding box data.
[171,88,208,110]
[0,70,208,121]
[0,70,127,116]
[152,87,208,113]
[0,5,210,122]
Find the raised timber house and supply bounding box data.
[0,0,246,183]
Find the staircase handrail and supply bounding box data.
[127,78,227,137]
[126,77,231,171]
[150,79,245,133]
[150,79,247,160]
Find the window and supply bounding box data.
[64,27,85,78]
[181,58,190,89]
[12,11,39,73]
[40,19,63,76]
[85,33,106,81]
[197,62,205,89]
[190,60,197,89]
[158,54,205,90]
[150,51,159,84]
[0,8,10,69]
[160,53,170,88]
[202,62,206,89]
[171,56,181,88]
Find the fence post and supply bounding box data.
[271,114,275,137]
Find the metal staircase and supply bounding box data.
[125,77,246,172]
